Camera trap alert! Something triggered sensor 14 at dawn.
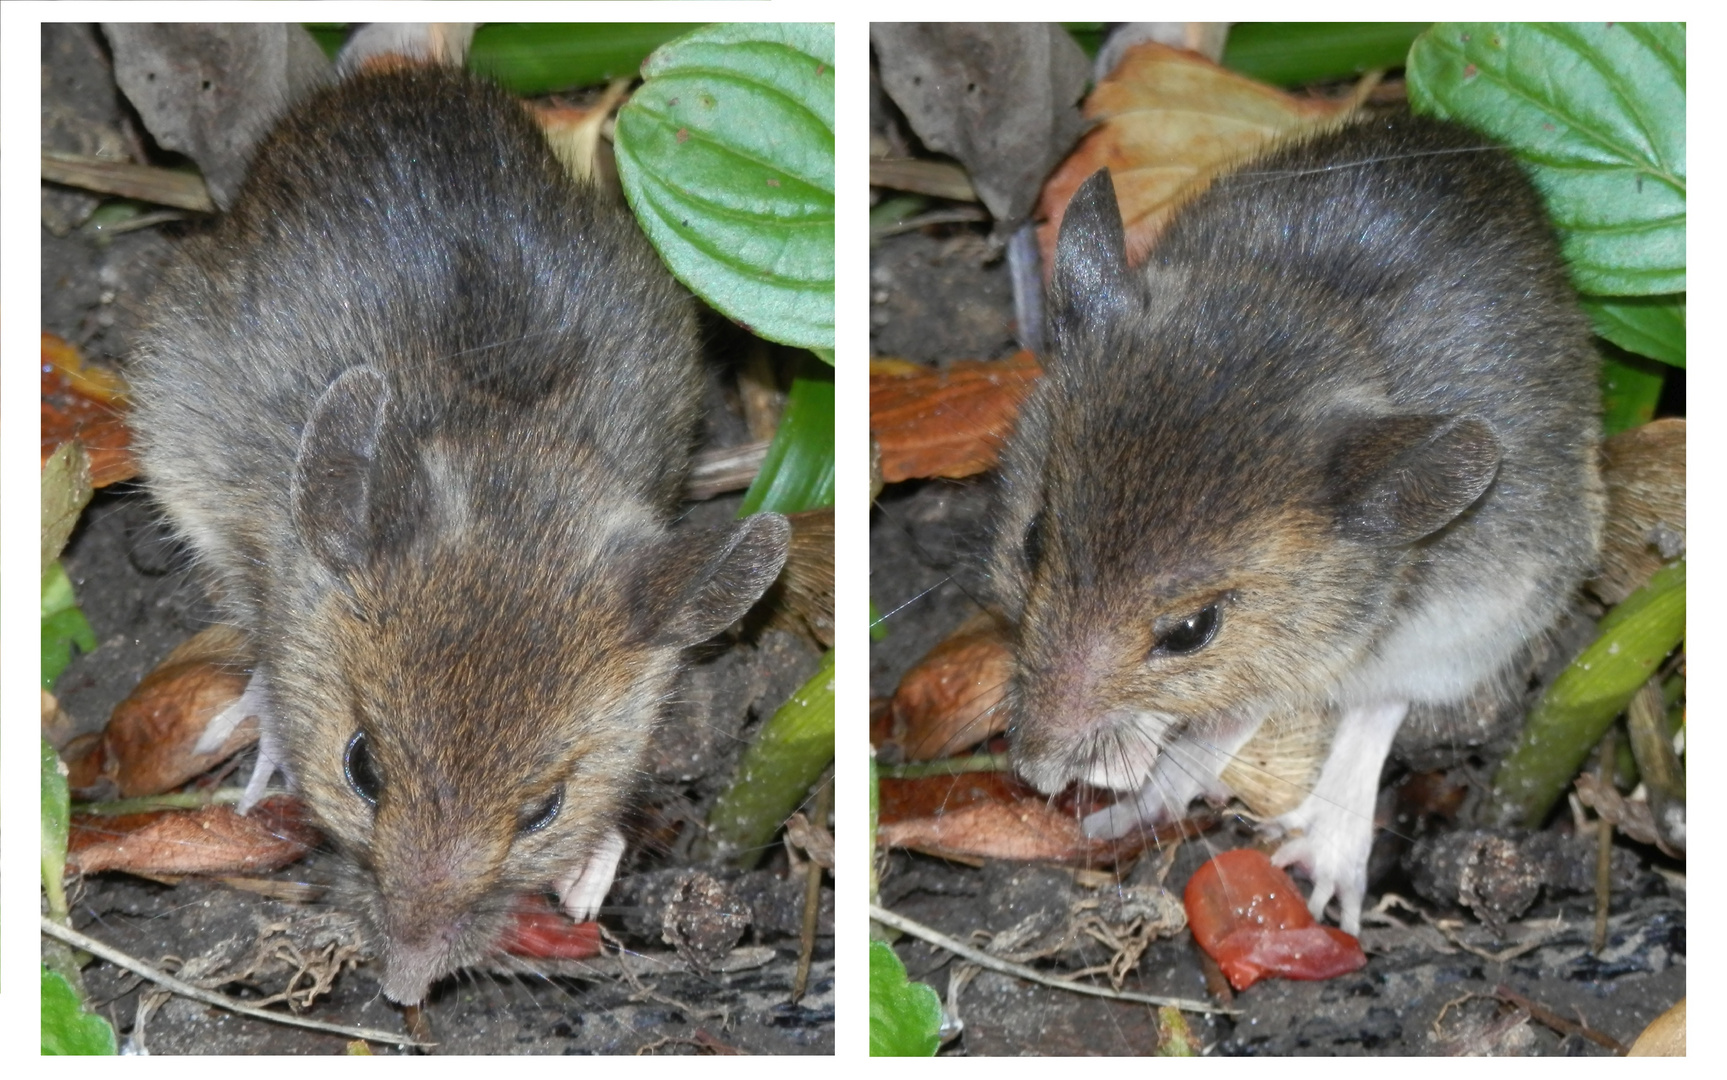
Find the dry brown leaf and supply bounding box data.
[41,331,138,487]
[1628,997,1685,1056]
[1593,417,1685,605]
[878,798,1094,863]
[99,624,257,798]
[886,611,1014,760]
[68,795,318,877]
[870,352,1041,483]
[1036,41,1367,269]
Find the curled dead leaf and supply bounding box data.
[99,624,257,798]
[1593,418,1685,605]
[886,611,1014,761]
[68,795,318,877]
[1036,40,1367,270]
[870,352,1042,483]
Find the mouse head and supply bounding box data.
[995,169,1502,796]
[268,366,789,1003]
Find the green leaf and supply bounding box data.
[43,738,72,920]
[42,966,118,1055]
[870,939,942,1056]
[702,650,835,867]
[1580,294,1685,367]
[1407,23,1685,296]
[615,23,835,350]
[42,561,97,689]
[1486,560,1685,828]
[467,23,702,94]
[1223,23,1431,86]
[1600,352,1668,437]
[740,358,834,516]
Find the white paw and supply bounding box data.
[556,828,626,921]
[1266,801,1371,934]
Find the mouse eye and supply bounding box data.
[1022,510,1046,570]
[343,731,382,805]
[518,784,564,835]
[1152,603,1220,656]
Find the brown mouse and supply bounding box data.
[993,113,1604,934]
[130,65,789,1004]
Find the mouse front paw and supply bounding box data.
[1264,801,1371,935]
[556,828,627,922]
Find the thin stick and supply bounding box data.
[41,917,428,1048]
[868,903,1234,1016]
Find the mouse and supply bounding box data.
[991,112,1605,935]
[129,64,791,1005]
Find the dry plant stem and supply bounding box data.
[867,903,1234,1016]
[1592,727,1616,954]
[878,753,1012,779]
[792,775,833,1003]
[41,150,217,212]
[1493,983,1627,1055]
[40,916,429,1049]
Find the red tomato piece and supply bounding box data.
[498,899,603,960]
[1184,848,1366,990]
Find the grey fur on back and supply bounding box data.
[131,66,701,628]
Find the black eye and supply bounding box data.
[1022,510,1046,570]
[344,731,382,805]
[518,784,564,835]
[1152,603,1220,656]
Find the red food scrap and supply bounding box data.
[1184,848,1366,990]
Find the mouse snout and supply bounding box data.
[1012,634,1173,794]
[369,812,512,1002]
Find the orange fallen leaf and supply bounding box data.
[870,352,1041,483]
[886,611,1014,761]
[1037,41,1368,270]
[97,624,257,799]
[41,330,138,487]
[68,795,319,877]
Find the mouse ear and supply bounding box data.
[637,512,792,648]
[1050,169,1133,334]
[1326,415,1502,546]
[292,366,392,575]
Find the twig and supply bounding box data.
[1493,983,1628,1055]
[868,903,1234,1015]
[40,917,427,1049]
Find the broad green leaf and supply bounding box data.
[740,359,834,516]
[616,23,835,349]
[1408,23,1685,295]
[870,939,942,1056]
[1600,353,1667,437]
[1580,294,1685,368]
[43,562,97,689]
[703,650,835,867]
[1487,560,1685,828]
[468,23,701,94]
[1223,23,1431,86]
[42,966,118,1055]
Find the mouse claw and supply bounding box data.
[556,827,627,922]
[205,676,290,814]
